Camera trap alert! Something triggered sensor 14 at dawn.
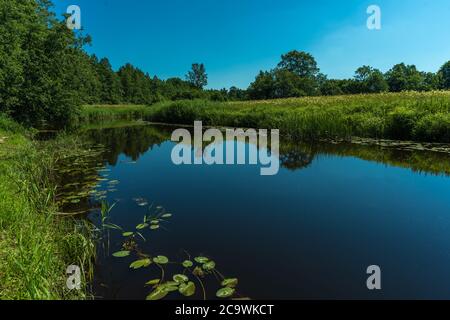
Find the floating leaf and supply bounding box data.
[153,255,169,264]
[146,287,168,300]
[122,232,134,237]
[150,225,160,230]
[221,278,239,288]
[194,257,209,264]
[202,261,216,271]
[112,251,130,258]
[179,281,196,297]
[216,287,235,298]
[161,213,172,218]
[182,260,193,268]
[136,223,148,230]
[151,220,159,225]
[145,279,160,286]
[173,274,189,283]
[193,266,204,277]
[130,258,151,269]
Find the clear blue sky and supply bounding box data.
[53,0,450,89]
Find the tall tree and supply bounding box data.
[439,61,450,89]
[277,50,319,79]
[186,63,208,89]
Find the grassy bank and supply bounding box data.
[79,105,152,123]
[135,91,450,143]
[0,115,94,300]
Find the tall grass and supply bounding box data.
[143,91,450,143]
[0,115,94,300]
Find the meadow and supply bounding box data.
[81,91,450,143]
[0,115,94,299]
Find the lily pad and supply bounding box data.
[179,281,196,297]
[122,232,134,237]
[136,223,148,230]
[182,260,193,268]
[153,255,169,264]
[173,274,189,283]
[202,261,216,271]
[150,225,160,230]
[145,279,160,286]
[221,278,239,288]
[129,258,151,269]
[112,250,130,258]
[146,287,168,300]
[194,256,209,264]
[216,287,235,298]
[161,213,172,218]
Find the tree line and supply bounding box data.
[1,1,449,127]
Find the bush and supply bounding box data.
[413,113,450,142]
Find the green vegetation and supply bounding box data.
[143,91,450,142]
[2,1,449,129]
[0,115,94,299]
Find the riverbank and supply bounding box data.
[146,91,450,143]
[81,91,450,143]
[0,115,94,300]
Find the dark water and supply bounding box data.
[71,123,450,300]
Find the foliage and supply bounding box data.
[186,63,208,89]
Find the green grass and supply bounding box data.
[79,104,152,123]
[139,91,450,143]
[0,114,94,300]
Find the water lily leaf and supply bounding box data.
[165,285,179,292]
[130,258,151,269]
[221,278,239,288]
[153,255,169,264]
[216,287,235,298]
[136,223,148,230]
[146,287,168,300]
[182,260,193,268]
[161,213,172,218]
[122,232,134,237]
[173,274,189,283]
[150,225,160,230]
[179,281,196,297]
[112,251,130,258]
[193,266,205,277]
[194,256,209,264]
[151,220,159,225]
[145,279,160,286]
[202,261,216,271]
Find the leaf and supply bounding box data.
[153,255,169,264]
[129,258,151,269]
[202,261,216,271]
[161,213,172,218]
[173,274,189,283]
[216,287,235,298]
[179,281,196,297]
[112,251,130,258]
[195,256,209,264]
[122,232,134,237]
[146,287,168,300]
[150,225,160,230]
[136,223,148,230]
[151,220,159,225]
[103,223,123,231]
[145,279,160,286]
[182,260,193,268]
[221,278,239,288]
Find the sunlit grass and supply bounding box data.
[0,114,94,300]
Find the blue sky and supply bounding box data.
[53,0,450,89]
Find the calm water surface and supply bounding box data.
[74,123,450,299]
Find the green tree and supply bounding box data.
[354,66,388,93]
[385,63,423,92]
[277,50,319,78]
[438,61,450,89]
[186,63,208,89]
